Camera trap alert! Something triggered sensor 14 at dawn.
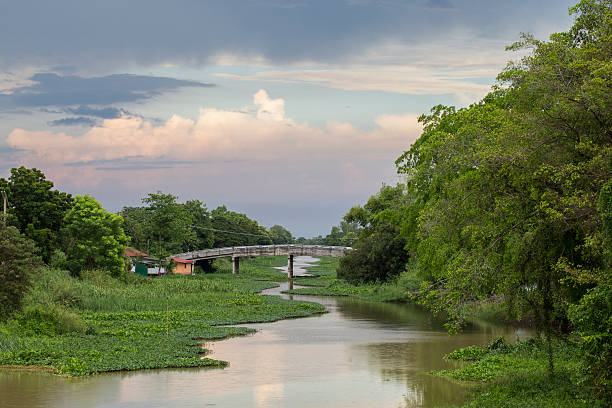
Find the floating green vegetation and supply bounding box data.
[0,258,324,377]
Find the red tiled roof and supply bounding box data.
[172,257,194,264]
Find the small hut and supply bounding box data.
[171,257,195,275]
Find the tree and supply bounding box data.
[0,167,73,262]
[337,184,410,282]
[142,192,193,273]
[268,225,294,244]
[391,1,611,375]
[338,222,409,283]
[211,206,272,247]
[119,206,150,253]
[61,195,129,277]
[0,225,42,320]
[183,199,214,250]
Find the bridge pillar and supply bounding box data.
[232,256,240,274]
[287,255,294,278]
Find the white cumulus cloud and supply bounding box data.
[7,90,421,166]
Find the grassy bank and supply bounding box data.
[287,257,419,302]
[0,256,323,376]
[431,337,604,408]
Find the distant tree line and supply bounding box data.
[120,193,295,260]
[1,167,295,319]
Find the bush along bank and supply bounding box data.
[431,337,606,408]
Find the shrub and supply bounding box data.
[14,304,88,336]
[337,223,409,283]
[49,249,67,270]
[569,280,612,402]
[0,226,42,320]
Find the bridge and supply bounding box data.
[172,244,353,278]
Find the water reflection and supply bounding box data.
[0,256,525,408]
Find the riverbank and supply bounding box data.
[287,257,418,302]
[0,256,324,376]
[430,336,604,408]
[288,258,604,408]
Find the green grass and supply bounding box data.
[0,258,324,376]
[431,337,605,408]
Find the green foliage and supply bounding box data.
[121,195,288,255]
[48,249,67,270]
[435,337,604,408]
[568,279,612,401]
[268,225,294,244]
[388,1,611,351]
[600,179,612,263]
[211,205,272,247]
[61,195,129,277]
[337,222,409,283]
[337,184,410,283]
[183,199,214,250]
[444,345,489,361]
[0,167,73,261]
[0,226,42,320]
[13,304,88,336]
[142,191,194,258]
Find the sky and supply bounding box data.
[0,0,576,238]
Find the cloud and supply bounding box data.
[48,117,97,127]
[64,105,132,119]
[216,66,493,102]
[0,1,574,71]
[0,73,213,109]
[211,37,525,102]
[46,106,143,127]
[7,89,421,168]
[3,89,424,236]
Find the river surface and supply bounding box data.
[1,256,527,408]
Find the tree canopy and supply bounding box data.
[0,225,42,320]
[61,195,129,277]
[0,167,73,262]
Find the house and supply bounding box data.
[125,247,166,277]
[172,257,195,275]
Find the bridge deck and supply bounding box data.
[173,244,353,261]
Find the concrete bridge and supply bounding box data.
[172,244,353,278]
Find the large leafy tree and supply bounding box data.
[268,225,294,244]
[0,225,42,320]
[183,199,214,251]
[393,0,611,376]
[142,192,194,271]
[61,195,129,277]
[0,167,73,262]
[210,206,271,247]
[338,184,410,283]
[119,206,151,253]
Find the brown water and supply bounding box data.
[0,257,527,408]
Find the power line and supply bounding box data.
[190,225,270,238]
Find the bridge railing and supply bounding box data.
[173,244,353,261]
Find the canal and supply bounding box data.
[0,256,526,407]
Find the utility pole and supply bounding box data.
[1,190,6,228]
